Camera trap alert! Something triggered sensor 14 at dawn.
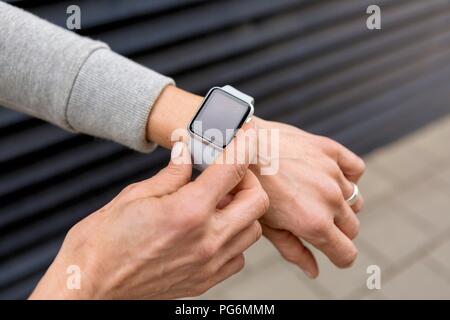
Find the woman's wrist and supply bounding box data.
[251,117,272,174]
[146,86,272,173]
[146,85,203,149]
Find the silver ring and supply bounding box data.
[346,183,360,206]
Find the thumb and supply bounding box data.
[141,141,192,197]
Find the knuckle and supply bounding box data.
[333,167,345,184]
[323,159,341,179]
[186,182,207,201]
[318,180,342,206]
[319,137,338,154]
[197,240,219,262]
[345,216,360,240]
[274,233,302,263]
[253,188,270,217]
[338,248,358,268]
[187,182,215,208]
[261,190,270,214]
[276,229,294,242]
[253,222,263,242]
[355,198,365,213]
[175,193,210,229]
[181,209,206,230]
[66,222,81,241]
[235,254,246,272]
[165,162,190,181]
[121,183,141,197]
[203,262,219,278]
[305,214,333,239]
[231,164,247,185]
[352,219,360,239]
[356,157,366,175]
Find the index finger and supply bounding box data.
[214,170,268,244]
[194,121,257,205]
[336,143,366,183]
[311,225,358,268]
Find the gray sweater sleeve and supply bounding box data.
[0,1,174,152]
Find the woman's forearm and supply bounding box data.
[146,85,202,149]
[0,2,173,152]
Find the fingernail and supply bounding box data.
[171,141,184,160]
[303,270,314,279]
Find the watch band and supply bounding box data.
[189,134,221,171]
[222,85,255,105]
[189,85,254,171]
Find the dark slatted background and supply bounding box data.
[1,0,450,299]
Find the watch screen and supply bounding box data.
[190,88,251,148]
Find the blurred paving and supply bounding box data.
[198,115,450,300]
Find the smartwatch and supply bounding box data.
[188,85,254,171]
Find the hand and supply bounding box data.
[144,86,364,278]
[253,119,365,278]
[30,131,269,299]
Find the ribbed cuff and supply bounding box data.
[66,49,175,153]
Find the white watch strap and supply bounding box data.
[222,85,255,105]
[189,85,254,171]
[189,135,221,171]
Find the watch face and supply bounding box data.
[189,88,252,148]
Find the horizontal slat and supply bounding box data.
[28,0,206,30]
[6,0,62,7]
[0,272,42,300]
[0,109,28,128]
[333,72,450,153]
[0,237,62,291]
[93,0,306,55]
[175,0,444,93]
[136,0,396,75]
[261,22,450,125]
[0,141,123,201]
[0,150,169,254]
[242,7,450,106]
[280,37,450,131]
[0,125,72,164]
[309,48,450,137]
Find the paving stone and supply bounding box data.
[392,178,450,233]
[381,260,450,299]
[406,116,450,162]
[357,200,429,263]
[198,116,450,300]
[436,165,450,189]
[369,138,434,182]
[357,161,396,205]
[219,259,323,299]
[244,237,280,271]
[312,247,389,299]
[428,240,450,273]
